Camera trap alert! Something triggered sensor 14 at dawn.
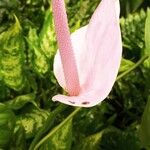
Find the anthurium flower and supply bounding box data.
[52,0,122,107]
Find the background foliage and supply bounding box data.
[0,0,150,149]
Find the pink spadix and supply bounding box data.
[52,0,122,107]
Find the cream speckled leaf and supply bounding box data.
[40,8,56,59]
[39,119,72,150]
[0,16,25,91]
[16,105,50,139]
[27,28,49,76]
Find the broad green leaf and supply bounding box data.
[39,8,56,59]
[99,127,141,150]
[10,125,26,150]
[16,105,50,139]
[0,103,16,149]
[119,58,135,73]
[74,127,140,150]
[4,93,36,110]
[74,131,103,150]
[0,81,9,102]
[120,0,144,16]
[27,28,49,76]
[0,129,12,149]
[25,71,38,92]
[140,97,150,149]
[0,16,26,91]
[144,8,150,68]
[39,119,72,150]
[130,0,144,12]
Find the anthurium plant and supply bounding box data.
[0,0,149,149]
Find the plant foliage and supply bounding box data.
[0,0,149,150]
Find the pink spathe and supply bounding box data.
[52,0,122,107]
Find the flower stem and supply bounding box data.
[117,55,149,81]
[52,0,80,96]
[29,104,67,150]
[34,107,81,150]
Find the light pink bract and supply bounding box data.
[52,0,122,107]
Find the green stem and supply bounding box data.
[34,107,81,150]
[29,104,67,150]
[122,43,132,50]
[116,55,149,81]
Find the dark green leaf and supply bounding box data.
[140,97,150,149]
[10,125,26,150]
[0,103,16,149]
[74,131,103,150]
[4,93,36,110]
[99,127,141,150]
